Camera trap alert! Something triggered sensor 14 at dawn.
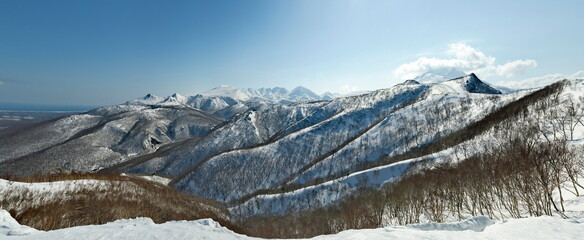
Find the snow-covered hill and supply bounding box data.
[0,176,230,232]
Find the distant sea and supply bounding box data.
[0,102,98,112]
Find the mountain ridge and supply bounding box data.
[2,75,583,223]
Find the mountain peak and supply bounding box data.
[126,93,164,105]
[163,93,187,104]
[452,73,501,94]
[402,79,420,85]
[289,86,320,100]
[290,86,311,92]
[202,86,252,101]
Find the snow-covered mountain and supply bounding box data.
[126,94,165,105]
[125,85,335,118]
[201,85,254,102]
[0,73,537,197]
[162,74,513,206]
[414,68,467,83]
[2,73,583,228]
[0,104,223,176]
[206,85,328,103]
[435,73,502,94]
[91,74,516,209]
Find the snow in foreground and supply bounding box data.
[1,210,582,240]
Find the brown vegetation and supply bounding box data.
[384,138,583,224]
[237,189,386,238]
[0,173,242,232]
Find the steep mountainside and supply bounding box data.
[96,74,513,208]
[4,73,582,222]
[165,74,515,205]
[232,79,584,218]
[0,105,223,176]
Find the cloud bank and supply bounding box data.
[498,70,584,89]
[394,42,537,80]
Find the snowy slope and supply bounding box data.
[122,100,334,176]
[169,84,431,201]
[234,79,584,218]
[0,176,230,232]
[166,74,513,205]
[4,74,582,225]
[2,211,583,240]
[0,210,39,236]
[0,104,223,176]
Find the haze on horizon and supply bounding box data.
[1,0,583,107]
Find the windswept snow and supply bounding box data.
[0,210,39,237]
[1,211,583,240]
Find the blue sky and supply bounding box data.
[0,0,583,106]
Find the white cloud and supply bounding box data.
[338,84,360,94]
[496,60,538,77]
[340,84,359,94]
[445,42,496,69]
[498,70,584,89]
[394,42,537,80]
[0,80,4,86]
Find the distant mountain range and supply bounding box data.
[1,73,583,222]
[126,85,337,119]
